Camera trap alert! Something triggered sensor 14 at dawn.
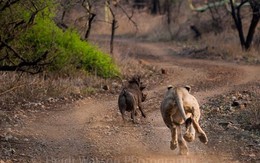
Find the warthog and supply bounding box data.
[118,75,146,123]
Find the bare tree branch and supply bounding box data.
[0,54,8,62]
[28,5,47,24]
[0,40,26,62]
[81,0,96,40]
[117,4,138,33]
[0,48,49,74]
[0,0,20,12]
[237,0,249,8]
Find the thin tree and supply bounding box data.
[105,0,118,54]
[58,0,79,29]
[81,0,96,40]
[105,0,138,54]
[151,0,161,14]
[230,0,260,50]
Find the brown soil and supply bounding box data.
[1,40,260,163]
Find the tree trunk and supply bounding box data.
[164,0,171,24]
[151,0,160,15]
[230,0,260,50]
[245,2,260,50]
[230,0,246,49]
[110,18,117,54]
[84,13,96,40]
[245,14,259,50]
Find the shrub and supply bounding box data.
[1,0,120,78]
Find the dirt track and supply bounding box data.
[2,41,260,163]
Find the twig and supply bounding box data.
[117,4,138,33]
[0,0,20,12]
[0,40,26,62]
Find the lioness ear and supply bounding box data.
[184,85,191,92]
[167,85,173,90]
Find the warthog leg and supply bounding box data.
[121,111,126,122]
[131,109,137,124]
[138,105,146,118]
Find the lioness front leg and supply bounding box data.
[177,125,188,155]
[170,125,178,150]
[193,119,208,144]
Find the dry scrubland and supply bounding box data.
[1,1,259,104]
[1,1,260,163]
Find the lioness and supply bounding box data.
[160,85,208,155]
[118,76,146,123]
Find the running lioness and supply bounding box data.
[160,85,208,155]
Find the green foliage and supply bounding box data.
[24,17,119,77]
[0,0,120,78]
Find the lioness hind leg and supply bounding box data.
[177,126,188,155]
[184,125,195,142]
[183,118,195,142]
[170,126,178,150]
[193,120,208,144]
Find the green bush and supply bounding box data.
[1,0,120,78]
[21,15,119,78]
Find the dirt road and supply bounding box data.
[3,41,260,163]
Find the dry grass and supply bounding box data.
[0,72,109,110]
[114,39,161,79]
[197,30,260,63]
